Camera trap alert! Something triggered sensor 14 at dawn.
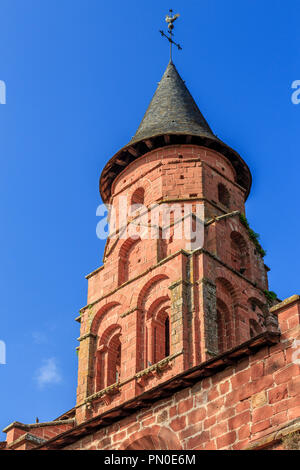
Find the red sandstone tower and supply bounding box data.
[74,60,278,423]
[2,61,300,451]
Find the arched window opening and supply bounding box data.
[216,278,237,353]
[157,227,168,262]
[218,183,230,208]
[137,277,170,372]
[115,343,121,383]
[230,231,250,276]
[95,326,121,392]
[217,308,224,353]
[217,299,232,354]
[95,348,105,392]
[158,238,168,261]
[165,317,170,357]
[107,334,122,387]
[152,309,170,364]
[118,237,141,285]
[131,187,145,206]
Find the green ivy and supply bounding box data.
[239,213,267,258]
[264,290,278,303]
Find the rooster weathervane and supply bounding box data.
[159,9,182,61]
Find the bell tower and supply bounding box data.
[75,61,279,424]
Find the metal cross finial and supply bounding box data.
[159,9,182,61]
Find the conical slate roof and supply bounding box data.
[130,61,215,144]
[100,61,252,203]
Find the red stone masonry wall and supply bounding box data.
[64,297,300,450]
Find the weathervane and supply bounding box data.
[159,9,182,61]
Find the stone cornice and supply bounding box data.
[120,307,138,318]
[169,279,192,290]
[270,295,300,315]
[8,432,46,449]
[86,265,104,280]
[3,419,75,433]
[135,351,183,379]
[205,210,240,226]
[84,383,121,406]
[77,333,97,342]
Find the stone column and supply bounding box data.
[169,279,190,368]
[75,332,97,424]
[197,278,218,361]
[76,332,97,404]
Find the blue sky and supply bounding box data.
[0,0,299,437]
